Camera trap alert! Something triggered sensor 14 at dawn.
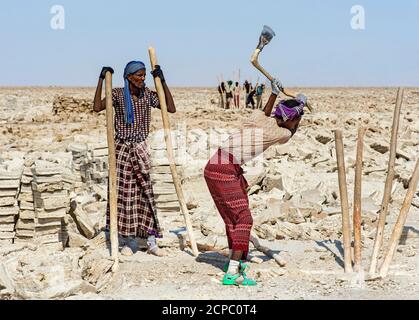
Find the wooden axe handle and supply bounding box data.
[250,48,313,113]
[251,48,274,81]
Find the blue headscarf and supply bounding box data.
[123,61,146,124]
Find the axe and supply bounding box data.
[250,25,313,112]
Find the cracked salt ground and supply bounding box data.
[0,87,418,299]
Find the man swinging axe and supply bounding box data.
[203,26,308,286]
[93,61,176,257]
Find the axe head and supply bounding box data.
[256,25,276,51]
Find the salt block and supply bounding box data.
[156,201,180,210]
[68,143,88,153]
[33,189,68,199]
[35,207,67,219]
[35,225,62,236]
[0,171,22,180]
[33,233,61,245]
[87,142,108,150]
[152,158,183,166]
[33,174,62,184]
[0,197,17,207]
[15,229,35,238]
[0,189,18,197]
[19,210,35,220]
[32,182,67,192]
[20,175,33,184]
[91,148,108,158]
[13,236,35,243]
[0,224,15,232]
[61,172,78,184]
[16,219,35,230]
[0,215,15,223]
[150,165,182,174]
[71,207,95,239]
[33,161,64,175]
[35,217,62,228]
[150,173,174,183]
[34,196,69,210]
[0,239,13,245]
[155,193,179,202]
[19,201,35,211]
[17,192,34,203]
[20,183,33,193]
[23,167,34,176]
[0,179,20,189]
[0,231,15,239]
[0,206,19,216]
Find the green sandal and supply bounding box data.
[223,260,249,273]
[222,272,257,286]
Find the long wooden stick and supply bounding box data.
[369,88,404,275]
[353,127,365,272]
[335,130,353,273]
[250,234,286,267]
[105,71,119,272]
[379,159,419,278]
[148,47,199,257]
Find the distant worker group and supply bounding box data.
[217,80,265,110]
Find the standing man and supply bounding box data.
[204,79,307,286]
[225,80,234,109]
[255,83,264,109]
[247,85,256,109]
[217,82,225,109]
[93,61,176,256]
[243,80,251,108]
[233,82,241,109]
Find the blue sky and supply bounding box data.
[1,0,418,87]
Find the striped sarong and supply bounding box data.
[204,148,253,259]
[106,140,161,238]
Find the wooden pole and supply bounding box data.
[148,47,199,257]
[369,88,404,275]
[379,159,419,278]
[353,127,365,272]
[334,130,353,273]
[105,71,119,272]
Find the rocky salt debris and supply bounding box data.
[53,96,93,116]
[68,141,108,187]
[0,159,23,245]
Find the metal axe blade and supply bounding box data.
[257,25,276,51]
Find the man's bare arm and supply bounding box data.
[93,77,106,112]
[162,81,176,113]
